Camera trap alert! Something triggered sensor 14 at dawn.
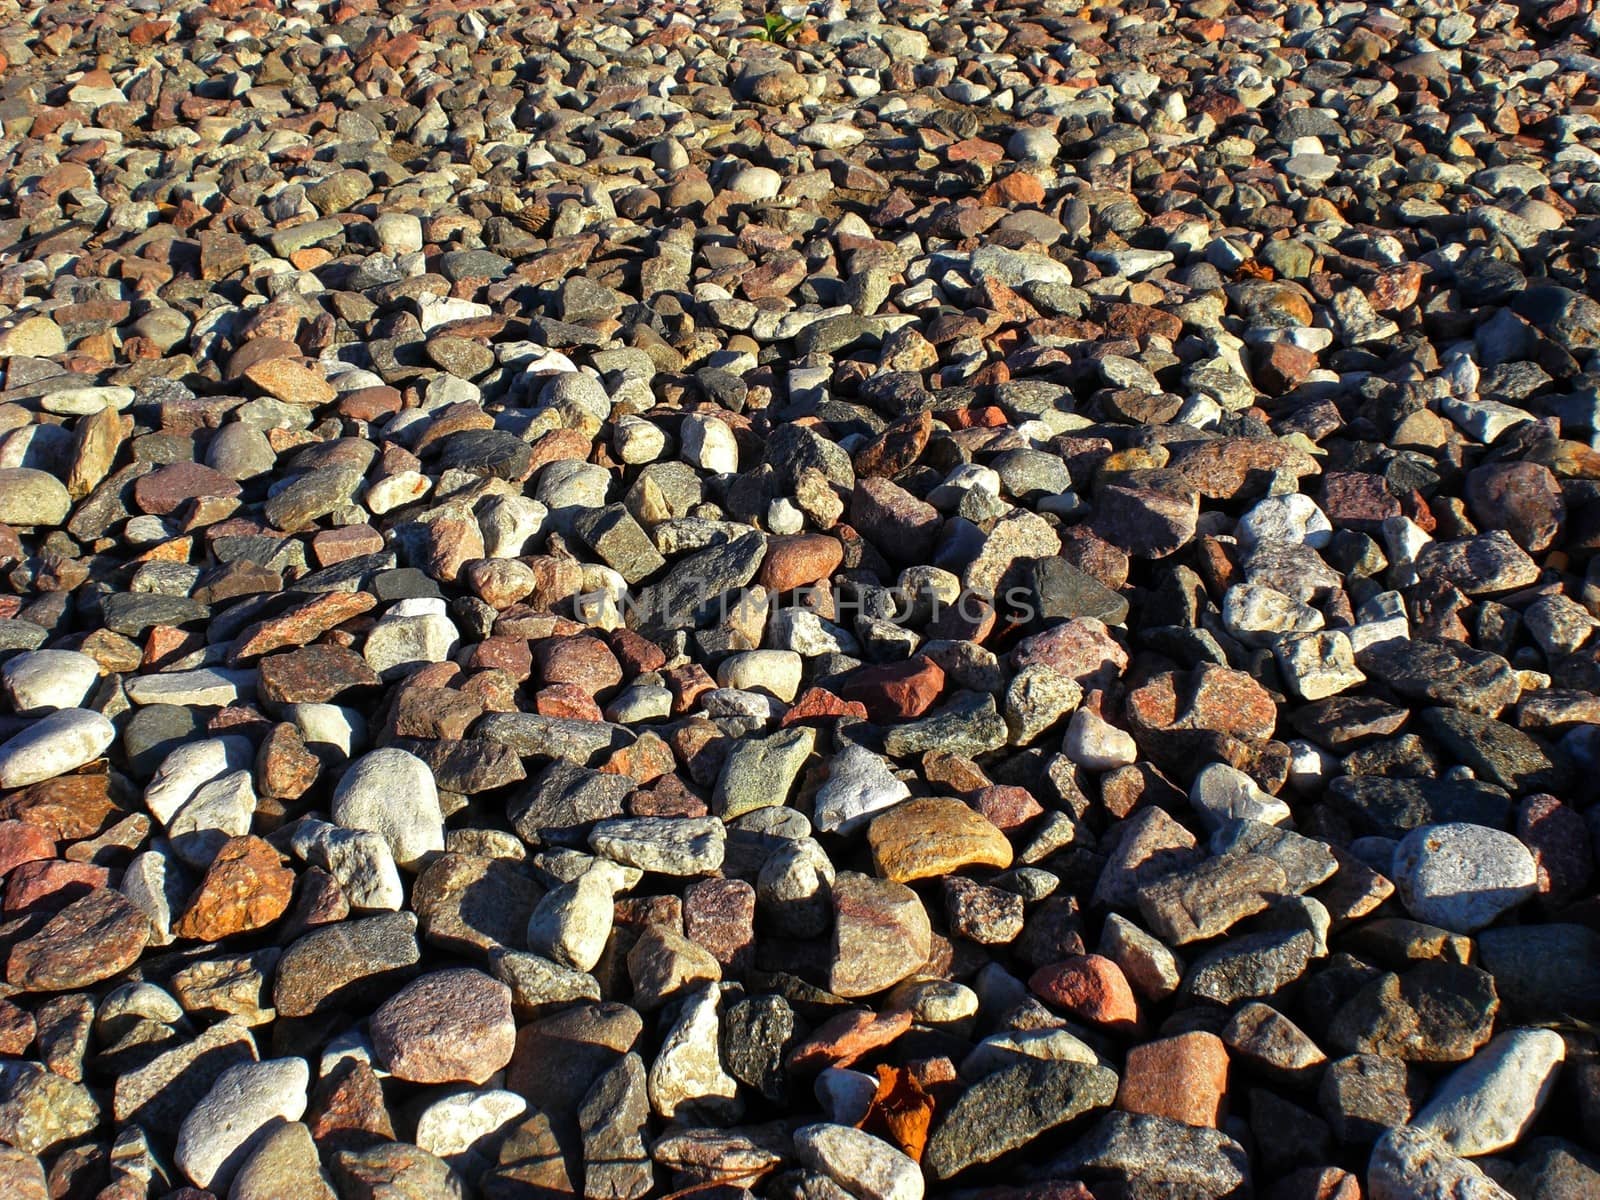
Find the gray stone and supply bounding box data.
[1413,1028,1565,1155]
[175,1058,310,1192]
[1392,823,1537,933]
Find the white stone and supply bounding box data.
[680,415,739,474]
[120,849,186,947]
[1414,1029,1565,1156]
[478,494,548,558]
[801,121,864,150]
[363,613,460,679]
[590,817,726,876]
[647,984,739,1120]
[1381,516,1432,588]
[415,1088,527,1170]
[374,212,424,255]
[716,650,803,702]
[175,1058,309,1192]
[816,1068,879,1125]
[766,497,804,535]
[726,165,781,200]
[38,386,135,415]
[0,708,116,789]
[417,294,493,333]
[364,470,431,515]
[1275,630,1366,700]
[1222,583,1324,647]
[1369,1126,1514,1200]
[527,858,636,972]
[1236,493,1332,549]
[167,770,256,869]
[1062,708,1138,770]
[331,748,444,869]
[1189,763,1292,832]
[1392,823,1537,934]
[125,668,252,708]
[144,737,255,824]
[769,608,860,656]
[0,650,100,713]
[291,822,404,911]
[1008,127,1060,163]
[1287,739,1335,791]
[794,1124,924,1200]
[961,1027,1102,1079]
[814,744,912,835]
[288,704,365,757]
[1439,395,1533,444]
[613,415,665,464]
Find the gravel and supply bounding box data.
[0,0,1595,1195]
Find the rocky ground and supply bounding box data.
[0,0,1597,1196]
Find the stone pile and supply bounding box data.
[0,0,1597,1196]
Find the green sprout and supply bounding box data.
[752,11,806,43]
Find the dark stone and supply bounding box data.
[509,762,634,847]
[925,1059,1118,1180]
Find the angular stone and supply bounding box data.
[829,872,932,998]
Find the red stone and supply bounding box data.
[1519,793,1594,909]
[840,656,946,722]
[4,860,109,917]
[1028,955,1139,1030]
[1011,618,1129,686]
[134,463,241,516]
[1255,341,1319,394]
[534,683,604,722]
[599,731,676,783]
[970,785,1043,831]
[609,628,667,674]
[758,534,845,592]
[781,687,869,727]
[1321,471,1401,533]
[173,836,296,941]
[0,821,56,878]
[535,635,623,695]
[786,1008,914,1073]
[683,878,755,971]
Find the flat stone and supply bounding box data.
[0,709,115,789]
[589,816,725,875]
[866,797,1013,883]
[274,912,421,1017]
[925,1059,1118,1180]
[794,1123,924,1200]
[370,968,516,1084]
[7,887,149,991]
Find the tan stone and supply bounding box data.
[867,797,1013,883]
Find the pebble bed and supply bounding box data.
[0,0,1596,1197]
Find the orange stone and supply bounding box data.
[534,683,603,722]
[758,534,844,593]
[173,835,295,942]
[1116,1031,1230,1127]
